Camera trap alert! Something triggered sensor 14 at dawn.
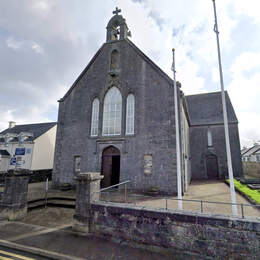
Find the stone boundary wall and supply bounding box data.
[90,201,260,259]
[0,169,52,184]
[243,162,260,178]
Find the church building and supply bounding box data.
[52,9,243,194]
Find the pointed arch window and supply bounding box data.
[126,94,135,135]
[91,98,99,136]
[102,87,122,136]
[207,127,213,147]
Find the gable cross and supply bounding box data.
[113,7,121,15]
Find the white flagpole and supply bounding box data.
[172,48,182,210]
[212,0,238,215]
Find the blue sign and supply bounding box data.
[15,148,25,155]
[10,157,16,165]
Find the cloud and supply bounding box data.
[6,37,22,50]
[0,0,260,148]
[227,51,260,147]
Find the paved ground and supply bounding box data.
[137,180,260,219]
[0,214,175,260]
[0,180,260,259]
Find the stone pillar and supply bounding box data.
[73,172,103,233]
[0,169,31,220]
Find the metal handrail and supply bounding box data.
[131,194,260,219]
[99,180,130,193]
[92,180,131,203]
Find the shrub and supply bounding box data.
[226,179,260,205]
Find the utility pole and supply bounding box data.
[172,48,182,210]
[212,0,238,215]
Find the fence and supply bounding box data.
[94,180,260,220]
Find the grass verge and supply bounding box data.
[226,179,260,205]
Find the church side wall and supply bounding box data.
[190,123,243,180]
[52,40,178,194]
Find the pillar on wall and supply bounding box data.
[0,169,31,220]
[73,172,103,233]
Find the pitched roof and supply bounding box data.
[243,145,260,156]
[0,150,10,156]
[0,122,56,143]
[241,147,251,155]
[185,91,238,126]
[60,38,173,101]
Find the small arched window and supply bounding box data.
[207,128,213,147]
[126,94,135,135]
[102,87,122,136]
[110,49,119,70]
[91,98,99,136]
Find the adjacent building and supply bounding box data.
[0,122,57,172]
[242,144,260,162]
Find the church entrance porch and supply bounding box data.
[101,146,120,188]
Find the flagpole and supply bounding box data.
[212,0,238,215]
[172,48,182,210]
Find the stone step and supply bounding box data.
[28,197,76,210]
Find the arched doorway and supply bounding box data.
[206,154,219,179]
[101,146,120,188]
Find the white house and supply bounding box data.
[0,121,57,172]
[241,144,260,162]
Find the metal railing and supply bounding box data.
[92,180,130,203]
[132,195,260,219]
[91,181,260,219]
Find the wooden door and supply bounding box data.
[101,146,120,188]
[206,155,219,179]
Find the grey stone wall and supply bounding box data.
[52,39,178,194]
[91,201,260,259]
[73,172,103,233]
[243,162,260,178]
[0,169,30,220]
[189,123,243,179]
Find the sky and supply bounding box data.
[0,0,260,148]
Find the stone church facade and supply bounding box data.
[52,9,242,194]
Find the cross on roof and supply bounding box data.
[113,7,121,15]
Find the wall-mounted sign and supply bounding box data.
[10,157,16,165]
[26,148,31,154]
[15,148,25,155]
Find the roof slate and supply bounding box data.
[0,150,10,156]
[243,145,260,156]
[0,122,56,143]
[185,91,238,126]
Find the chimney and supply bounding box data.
[9,121,16,128]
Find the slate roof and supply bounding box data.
[0,150,10,156]
[243,145,260,156]
[0,122,57,143]
[185,91,238,126]
[241,147,251,155]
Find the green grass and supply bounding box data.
[226,179,260,205]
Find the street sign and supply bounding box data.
[10,157,16,165]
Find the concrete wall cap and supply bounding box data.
[75,172,103,181]
[6,169,32,177]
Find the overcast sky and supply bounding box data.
[0,0,260,147]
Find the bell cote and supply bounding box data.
[106,7,131,42]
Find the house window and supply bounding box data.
[102,87,122,136]
[126,94,135,135]
[91,98,99,136]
